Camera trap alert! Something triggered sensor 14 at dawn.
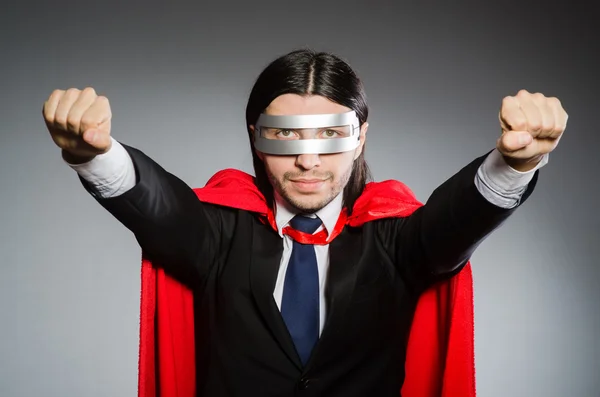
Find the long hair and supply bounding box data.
[245,49,372,214]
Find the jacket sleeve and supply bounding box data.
[378,152,539,292]
[79,143,229,287]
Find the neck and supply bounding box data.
[273,191,344,237]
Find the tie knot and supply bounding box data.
[290,215,322,234]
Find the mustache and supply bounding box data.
[283,171,334,181]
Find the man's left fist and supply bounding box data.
[497,89,568,171]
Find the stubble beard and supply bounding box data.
[268,166,353,213]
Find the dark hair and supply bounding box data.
[245,48,372,214]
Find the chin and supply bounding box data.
[285,193,332,213]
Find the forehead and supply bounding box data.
[265,94,351,116]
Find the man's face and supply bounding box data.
[251,94,368,213]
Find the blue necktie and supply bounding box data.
[281,215,322,366]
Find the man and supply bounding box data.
[43,49,567,397]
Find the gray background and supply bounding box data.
[1,1,598,396]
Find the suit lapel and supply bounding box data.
[305,226,363,367]
[249,221,303,370]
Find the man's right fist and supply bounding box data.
[43,87,112,163]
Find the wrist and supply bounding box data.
[61,150,96,165]
[502,154,544,172]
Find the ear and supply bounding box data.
[353,122,369,160]
[249,124,264,161]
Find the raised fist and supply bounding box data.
[43,87,112,162]
[497,89,568,171]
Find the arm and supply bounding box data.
[379,149,540,290]
[69,139,226,287]
[43,87,228,286]
[385,89,566,290]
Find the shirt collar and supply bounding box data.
[274,190,343,237]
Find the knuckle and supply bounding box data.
[542,121,554,132]
[549,96,562,108]
[528,122,542,132]
[65,87,81,98]
[513,120,527,130]
[50,88,64,98]
[517,89,530,97]
[97,95,112,114]
[82,87,98,100]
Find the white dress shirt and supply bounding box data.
[67,138,548,335]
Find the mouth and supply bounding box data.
[288,178,328,192]
[289,179,326,183]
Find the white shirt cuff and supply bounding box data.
[65,137,137,198]
[475,148,548,209]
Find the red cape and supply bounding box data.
[136,169,476,397]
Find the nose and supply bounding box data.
[295,153,321,170]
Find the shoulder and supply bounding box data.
[347,179,422,227]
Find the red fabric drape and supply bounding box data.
[137,169,476,397]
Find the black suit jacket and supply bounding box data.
[84,144,538,397]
